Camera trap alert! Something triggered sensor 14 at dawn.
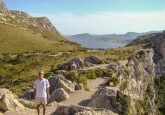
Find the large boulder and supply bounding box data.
[84,56,103,65]
[0,88,24,112]
[88,87,130,114]
[48,74,75,93]
[52,104,117,115]
[88,87,118,112]
[50,88,69,102]
[59,58,84,70]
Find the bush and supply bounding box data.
[94,69,103,77]
[116,91,131,114]
[80,70,97,79]
[66,71,89,91]
[107,77,119,87]
[66,71,78,82]
[102,69,113,77]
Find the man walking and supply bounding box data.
[33,70,50,115]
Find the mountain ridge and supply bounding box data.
[67,31,161,49]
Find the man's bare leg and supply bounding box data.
[42,104,46,115]
[37,104,40,115]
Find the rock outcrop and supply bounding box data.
[58,56,104,71]
[50,88,69,102]
[52,104,117,115]
[88,87,130,114]
[48,74,76,93]
[109,49,156,114]
[0,88,24,112]
[0,1,62,40]
[59,58,84,70]
[84,56,104,65]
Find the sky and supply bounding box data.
[5,0,165,35]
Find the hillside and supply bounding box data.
[0,0,80,54]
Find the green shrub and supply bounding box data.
[80,70,97,79]
[66,71,89,91]
[107,77,119,87]
[154,76,165,115]
[19,100,36,109]
[66,71,78,82]
[116,91,131,114]
[94,69,103,77]
[102,69,113,77]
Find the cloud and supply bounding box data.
[33,11,165,35]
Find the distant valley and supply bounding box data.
[67,31,161,49]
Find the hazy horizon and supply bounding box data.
[5,0,165,35]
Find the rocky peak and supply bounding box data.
[0,0,8,12]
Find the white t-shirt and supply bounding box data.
[33,78,50,97]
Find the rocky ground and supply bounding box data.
[0,49,159,115]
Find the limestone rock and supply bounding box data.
[74,111,92,115]
[88,88,118,112]
[48,74,75,93]
[0,88,24,112]
[59,57,84,70]
[70,62,77,70]
[75,83,84,90]
[50,88,69,102]
[88,88,131,114]
[84,56,103,65]
[52,104,117,115]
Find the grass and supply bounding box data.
[0,22,140,96]
[0,23,80,54]
[155,76,165,115]
[19,100,36,109]
[0,44,138,96]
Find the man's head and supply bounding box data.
[38,70,44,80]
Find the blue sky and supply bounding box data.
[5,0,165,34]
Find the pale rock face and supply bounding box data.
[0,88,24,112]
[88,88,123,114]
[117,49,156,114]
[74,111,92,115]
[48,74,75,93]
[50,88,69,102]
[52,104,117,115]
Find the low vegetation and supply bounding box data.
[155,76,165,115]
[0,22,139,96]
